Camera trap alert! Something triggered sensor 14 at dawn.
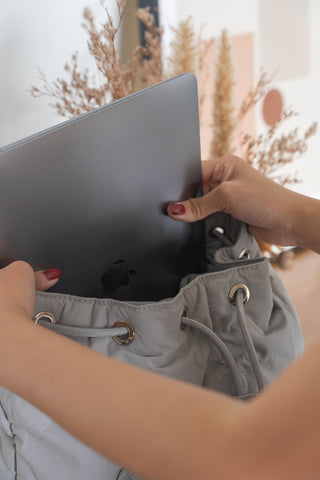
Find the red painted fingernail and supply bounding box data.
[43,268,62,280]
[170,204,186,215]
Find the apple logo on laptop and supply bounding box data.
[101,260,137,296]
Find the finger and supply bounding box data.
[0,261,36,300]
[201,159,220,183]
[1,261,35,282]
[202,183,211,195]
[167,185,227,222]
[201,160,216,183]
[0,261,38,316]
[201,156,235,184]
[35,268,62,292]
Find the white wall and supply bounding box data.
[174,0,257,37]
[0,0,116,146]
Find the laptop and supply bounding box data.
[0,73,206,301]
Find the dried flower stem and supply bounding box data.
[239,102,317,185]
[30,1,138,116]
[238,70,272,123]
[210,29,235,158]
[196,38,214,129]
[168,17,197,77]
[135,7,164,88]
[82,1,137,101]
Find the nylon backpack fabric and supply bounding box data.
[0,213,304,480]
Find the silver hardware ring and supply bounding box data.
[33,311,56,324]
[238,248,252,260]
[228,284,250,305]
[180,305,189,330]
[112,321,135,345]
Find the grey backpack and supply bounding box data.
[0,213,304,480]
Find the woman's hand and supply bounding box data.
[168,155,308,247]
[0,261,61,323]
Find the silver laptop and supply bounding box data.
[0,73,205,300]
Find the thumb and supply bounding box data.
[167,186,226,222]
[35,268,62,291]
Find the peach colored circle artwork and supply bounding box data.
[262,89,283,126]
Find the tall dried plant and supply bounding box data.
[30,1,164,116]
[82,2,137,101]
[30,1,134,117]
[196,38,214,129]
[30,1,317,189]
[168,17,197,77]
[237,71,317,185]
[237,70,272,124]
[135,7,164,87]
[210,29,235,159]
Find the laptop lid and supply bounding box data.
[0,73,205,301]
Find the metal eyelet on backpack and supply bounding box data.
[228,284,250,305]
[33,312,56,324]
[112,321,135,345]
[180,306,189,330]
[238,248,251,260]
[209,226,225,237]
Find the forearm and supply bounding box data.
[0,318,244,480]
[290,193,320,254]
[238,336,320,480]
[2,315,320,479]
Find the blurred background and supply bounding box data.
[0,0,319,196]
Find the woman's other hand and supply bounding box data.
[168,155,304,247]
[0,262,61,322]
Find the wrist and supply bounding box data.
[0,311,32,330]
[0,313,33,361]
[289,193,320,252]
[0,318,40,396]
[283,191,303,246]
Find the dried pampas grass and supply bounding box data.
[168,17,197,77]
[210,29,235,159]
[30,1,317,190]
[135,7,164,87]
[31,1,134,116]
[237,71,318,185]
